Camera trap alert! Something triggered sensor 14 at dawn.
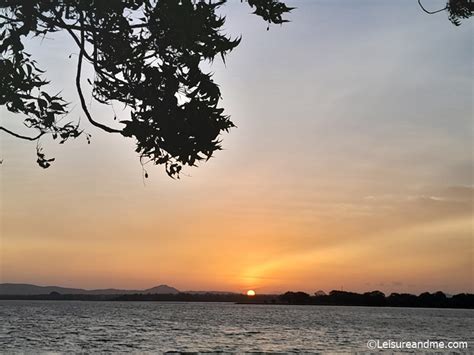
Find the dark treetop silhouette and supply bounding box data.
[0,0,292,177]
[418,0,473,26]
[1,1,471,177]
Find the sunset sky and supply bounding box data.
[1,0,472,294]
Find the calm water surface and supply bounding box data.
[0,301,472,352]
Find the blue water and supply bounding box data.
[0,301,472,352]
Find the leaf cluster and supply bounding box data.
[447,0,473,26]
[0,10,80,152]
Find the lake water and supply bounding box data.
[1,301,472,352]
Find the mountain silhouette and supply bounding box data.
[143,285,179,294]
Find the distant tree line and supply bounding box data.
[279,290,474,309]
[1,290,473,309]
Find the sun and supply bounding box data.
[246,290,256,296]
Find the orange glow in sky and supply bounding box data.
[0,2,472,295]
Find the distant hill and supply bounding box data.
[0,283,179,295]
[143,285,179,294]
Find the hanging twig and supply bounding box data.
[0,126,45,141]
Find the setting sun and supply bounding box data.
[247,290,256,296]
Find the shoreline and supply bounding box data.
[1,296,473,310]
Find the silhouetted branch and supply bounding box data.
[418,0,448,14]
[75,14,122,134]
[0,14,22,23]
[0,126,45,141]
[55,12,126,88]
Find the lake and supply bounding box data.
[1,301,472,352]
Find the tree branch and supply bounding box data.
[418,0,448,14]
[0,126,45,141]
[36,10,148,33]
[0,14,22,23]
[75,13,122,135]
[52,11,128,90]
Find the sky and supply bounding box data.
[1,0,473,294]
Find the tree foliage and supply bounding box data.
[418,0,473,26]
[446,0,473,25]
[0,0,293,177]
[1,1,470,177]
